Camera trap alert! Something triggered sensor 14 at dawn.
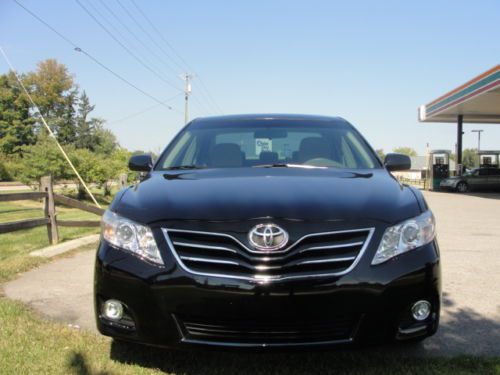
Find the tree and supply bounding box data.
[1,59,124,190]
[92,124,118,155]
[102,148,131,195]
[393,147,417,157]
[74,91,95,149]
[0,72,36,154]
[0,154,13,181]
[74,92,117,154]
[70,148,108,199]
[25,59,78,143]
[450,149,478,170]
[58,90,78,144]
[17,134,71,187]
[462,149,477,169]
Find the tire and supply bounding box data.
[456,181,468,193]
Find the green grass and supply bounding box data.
[0,295,499,375]
[0,198,100,282]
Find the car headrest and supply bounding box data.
[210,143,244,167]
[259,151,279,164]
[298,137,330,162]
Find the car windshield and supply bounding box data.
[157,120,380,170]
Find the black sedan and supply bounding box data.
[440,167,500,192]
[95,114,440,349]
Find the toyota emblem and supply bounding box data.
[248,224,289,251]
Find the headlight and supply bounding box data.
[372,210,435,265]
[101,210,164,266]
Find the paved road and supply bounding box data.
[4,191,500,356]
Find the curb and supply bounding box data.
[30,234,100,258]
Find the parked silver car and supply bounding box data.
[440,167,500,192]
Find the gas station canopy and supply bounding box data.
[418,64,500,173]
[419,65,500,123]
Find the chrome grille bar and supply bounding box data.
[163,227,375,282]
[299,241,364,253]
[179,256,240,266]
[173,241,237,253]
[297,256,356,265]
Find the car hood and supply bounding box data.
[114,168,421,225]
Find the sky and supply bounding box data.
[1,0,499,155]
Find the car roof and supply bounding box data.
[188,114,349,128]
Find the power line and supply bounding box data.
[84,0,166,75]
[75,0,182,92]
[116,0,218,116]
[95,0,179,76]
[94,0,217,117]
[128,0,224,114]
[12,0,181,112]
[107,93,182,125]
[129,0,188,71]
[75,47,181,112]
[191,92,213,116]
[115,0,179,72]
[13,0,79,48]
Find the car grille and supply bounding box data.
[162,227,374,281]
[176,315,360,345]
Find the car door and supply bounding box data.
[466,168,489,190]
[487,168,500,191]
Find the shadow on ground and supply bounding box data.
[100,292,500,374]
[67,352,111,375]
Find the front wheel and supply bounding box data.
[456,181,468,193]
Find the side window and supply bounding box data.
[478,169,488,176]
[488,168,500,176]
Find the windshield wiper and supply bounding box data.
[165,165,206,170]
[253,163,290,168]
[253,163,327,169]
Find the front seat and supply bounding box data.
[298,137,331,163]
[209,143,244,167]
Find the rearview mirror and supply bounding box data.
[128,154,153,172]
[384,153,411,172]
[254,129,288,139]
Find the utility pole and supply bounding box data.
[181,73,193,124]
[471,129,483,167]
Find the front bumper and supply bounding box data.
[94,234,441,349]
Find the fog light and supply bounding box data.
[102,299,124,321]
[411,300,431,321]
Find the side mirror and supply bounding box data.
[384,153,411,171]
[128,154,153,172]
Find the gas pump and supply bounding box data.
[478,151,500,168]
[428,150,450,191]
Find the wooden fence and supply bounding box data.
[0,176,105,244]
[397,176,428,190]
